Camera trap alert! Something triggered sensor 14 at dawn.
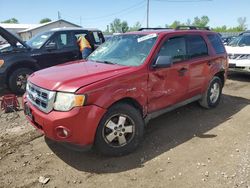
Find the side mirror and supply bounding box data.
[45,42,57,50]
[153,56,173,68]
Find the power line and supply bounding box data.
[155,0,212,1]
[82,0,146,21]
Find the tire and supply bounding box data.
[9,68,33,95]
[199,76,223,109]
[95,103,144,156]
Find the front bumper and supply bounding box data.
[23,94,106,146]
[228,59,250,73]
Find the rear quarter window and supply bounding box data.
[207,34,225,54]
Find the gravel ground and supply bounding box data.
[0,72,249,188]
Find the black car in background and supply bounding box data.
[0,27,105,94]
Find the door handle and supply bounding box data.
[178,67,188,76]
[207,61,213,66]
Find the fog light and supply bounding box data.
[62,129,68,137]
[56,127,70,138]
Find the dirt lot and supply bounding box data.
[0,73,249,188]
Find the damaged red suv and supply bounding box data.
[23,27,228,156]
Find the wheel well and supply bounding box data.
[6,62,38,85]
[110,98,144,116]
[214,71,225,87]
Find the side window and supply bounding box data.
[207,34,225,54]
[46,33,70,49]
[93,31,101,44]
[158,36,187,63]
[187,35,208,58]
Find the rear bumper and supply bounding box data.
[23,94,106,146]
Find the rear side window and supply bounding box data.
[158,36,187,63]
[207,34,225,54]
[187,35,208,58]
[93,31,101,44]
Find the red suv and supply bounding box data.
[23,27,228,156]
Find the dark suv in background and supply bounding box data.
[0,27,105,94]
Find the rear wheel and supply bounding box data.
[9,68,33,95]
[199,76,222,108]
[95,103,144,156]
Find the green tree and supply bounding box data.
[40,18,52,24]
[110,18,129,33]
[212,25,227,32]
[129,21,142,31]
[169,20,182,28]
[237,17,247,31]
[192,16,209,27]
[186,19,191,25]
[1,18,19,24]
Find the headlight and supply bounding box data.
[54,92,86,111]
[0,60,4,68]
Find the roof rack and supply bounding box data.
[175,26,210,30]
[138,27,173,31]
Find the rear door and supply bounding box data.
[147,35,190,112]
[185,34,210,98]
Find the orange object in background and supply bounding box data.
[77,36,91,52]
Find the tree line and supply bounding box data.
[1,17,52,24]
[106,16,248,34]
[1,16,247,33]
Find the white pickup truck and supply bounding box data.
[225,32,250,73]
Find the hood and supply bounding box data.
[28,60,133,92]
[0,26,29,49]
[225,45,250,55]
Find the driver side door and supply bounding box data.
[33,32,79,68]
[147,35,190,113]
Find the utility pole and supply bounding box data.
[57,11,61,20]
[146,0,149,28]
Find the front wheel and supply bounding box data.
[199,76,222,109]
[95,103,144,156]
[9,68,33,95]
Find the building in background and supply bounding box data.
[0,19,81,41]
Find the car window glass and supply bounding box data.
[46,33,70,49]
[239,35,250,46]
[60,34,67,45]
[27,32,53,49]
[93,31,100,44]
[207,34,225,54]
[187,35,208,58]
[88,34,158,66]
[158,36,187,63]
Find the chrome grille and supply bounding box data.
[228,53,250,60]
[26,82,56,113]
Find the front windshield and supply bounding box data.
[228,35,250,47]
[26,32,53,49]
[87,34,158,66]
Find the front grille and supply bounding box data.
[228,53,250,60]
[26,82,56,113]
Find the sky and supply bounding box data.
[0,0,249,30]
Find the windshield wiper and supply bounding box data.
[95,60,117,65]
